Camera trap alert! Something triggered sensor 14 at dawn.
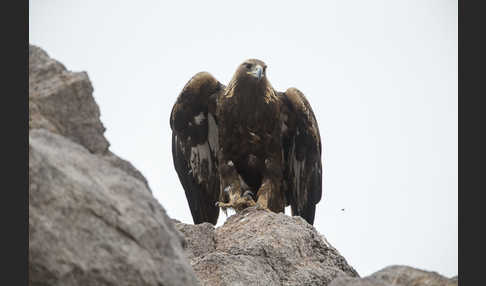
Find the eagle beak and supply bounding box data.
[247,65,264,80]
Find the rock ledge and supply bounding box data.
[175,207,359,286]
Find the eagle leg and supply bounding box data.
[255,179,275,211]
[255,157,285,213]
[216,159,257,212]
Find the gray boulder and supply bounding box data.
[329,265,458,286]
[29,45,199,286]
[29,130,200,286]
[175,207,359,286]
[29,45,109,154]
[29,44,149,189]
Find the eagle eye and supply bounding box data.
[244,63,252,69]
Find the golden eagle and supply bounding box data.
[170,59,322,225]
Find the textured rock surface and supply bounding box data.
[29,129,199,286]
[29,45,199,286]
[175,207,359,286]
[329,265,458,286]
[175,222,216,261]
[29,45,109,154]
[29,44,149,190]
[103,150,150,190]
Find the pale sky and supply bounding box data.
[29,0,457,278]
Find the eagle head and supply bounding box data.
[225,59,276,101]
[234,59,268,84]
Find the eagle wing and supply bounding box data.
[170,72,224,224]
[280,87,322,225]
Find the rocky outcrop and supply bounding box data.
[175,207,359,286]
[29,45,109,154]
[29,45,149,189]
[29,45,199,286]
[329,265,458,286]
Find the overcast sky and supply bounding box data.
[29,0,457,278]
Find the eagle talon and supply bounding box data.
[240,196,257,210]
[215,201,229,209]
[215,196,257,212]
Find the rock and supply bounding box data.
[329,275,389,286]
[329,265,458,286]
[103,150,151,190]
[29,44,150,191]
[29,45,199,285]
[175,207,359,286]
[175,222,216,260]
[29,129,199,286]
[29,45,109,155]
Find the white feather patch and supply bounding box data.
[282,123,288,133]
[194,112,206,125]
